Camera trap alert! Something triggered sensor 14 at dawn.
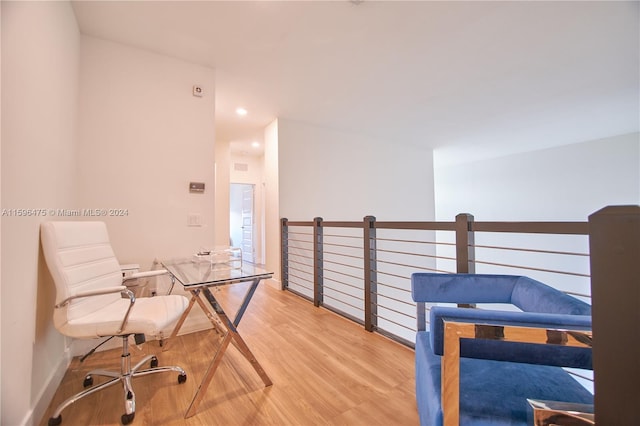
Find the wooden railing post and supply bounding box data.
[313,217,324,307]
[455,213,476,274]
[364,216,377,332]
[280,218,288,291]
[456,213,476,308]
[589,205,640,425]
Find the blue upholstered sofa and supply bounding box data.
[411,273,593,426]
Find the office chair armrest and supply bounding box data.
[118,287,136,333]
[122,269,168,283]
[55,286,128,309]
[55,286,136,334]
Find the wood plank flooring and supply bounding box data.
[40,283,418,426]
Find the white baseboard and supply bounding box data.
[27,347,72,426]
[266,278,281,290]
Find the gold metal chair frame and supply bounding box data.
[441,320,593,426]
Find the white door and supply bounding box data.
[230,183,255,263]
[240,184,255,263]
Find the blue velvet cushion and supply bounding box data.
[415,332,594,426]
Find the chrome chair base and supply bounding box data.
[48,335,186,426]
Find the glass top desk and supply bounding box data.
[161,258,274,418]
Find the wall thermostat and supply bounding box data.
[189,182,205,193]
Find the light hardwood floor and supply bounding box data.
[40,283,418,426]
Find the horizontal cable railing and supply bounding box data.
[280,210,640,390]
[281,215,594,344]
[282,214,590,336]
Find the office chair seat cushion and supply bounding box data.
[56,294,189,338]
[415,331,593,426]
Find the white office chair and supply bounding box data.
[41,221,189,425]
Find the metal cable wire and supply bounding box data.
[324,258,364,271]
[323,241,363,250]
[323,250,363,261]
[377,247,455,261]
[473,259,590,277]
[324,283,364,302]
[323,294,364,312]
[372,313,416,332]
[472,243,589,257]
[323,267,364,282]
[324,275,363,293]
[324,233,362,239]
[375,292,415,309]
[374,278,410,293]
[375,237,456,246]
[288,264,314,277]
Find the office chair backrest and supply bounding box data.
[41,221,124,330]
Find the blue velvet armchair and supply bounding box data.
[411,273,593,426]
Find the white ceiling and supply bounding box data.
[71,1,639,163]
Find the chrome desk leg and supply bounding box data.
[184,281,272,418]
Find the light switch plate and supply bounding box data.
[187,214,202,227]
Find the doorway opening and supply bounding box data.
[229,183,255,264]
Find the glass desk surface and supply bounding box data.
[162,258,273,287]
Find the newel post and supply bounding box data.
[313,217,324,307]
[455,213,476,274]
[588,205,640,425]
[280,218,288,290]
[363,216,377,332]
[456,213,476,308]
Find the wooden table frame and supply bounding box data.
[162,262,273,418]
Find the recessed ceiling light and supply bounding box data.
[236,107,248,116]
[251,141,260,148]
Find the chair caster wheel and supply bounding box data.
[150,356,158,368]
[178,373,187,384]
[48,415,62,426]
[83,375,93,387]
[121,412,135,425]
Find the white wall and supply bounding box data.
[433,132,639,295]
[1,2,80,424]
[214,139,231,247]
[1,23,218,424]
[78,36,216,266]
[77,35,217,335]
[276,119,436,339]
[434,133,639,221]
[264,120,280,285]
[278,119,435,221]
[1,4,3,420]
